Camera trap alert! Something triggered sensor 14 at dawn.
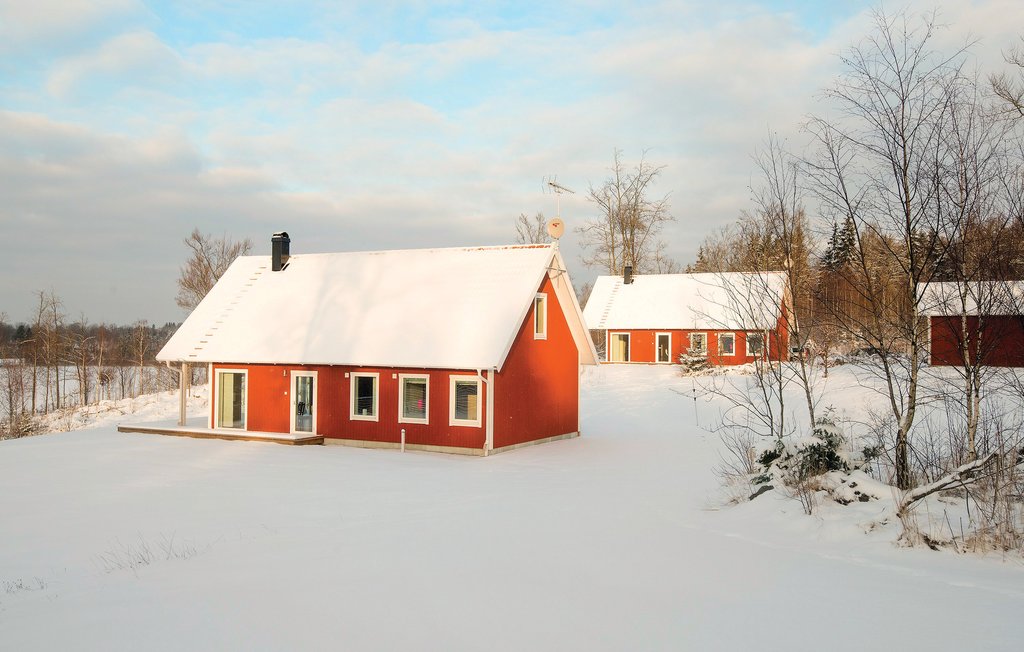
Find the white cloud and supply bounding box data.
[0,0,143,54]
[6,1,1024,323]
[46,30,183,100]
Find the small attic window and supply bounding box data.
[534,293,547,340]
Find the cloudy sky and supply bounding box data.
[2,0,1022,324]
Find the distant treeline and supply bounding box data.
[0,290,187,437]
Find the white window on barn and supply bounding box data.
[609,332,630,362]
[399,374,429,424]
[689,333,707,355]
[449,375,481,427]
[719,333,736,356]
[746,332,765,357]
[656,332,672,363]
[215,369,247,429]
[534,293,547,340]
[350,372,379,421]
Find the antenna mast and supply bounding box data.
[543,176,576,218]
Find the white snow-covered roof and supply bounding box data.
[582,272,789,330]
[919,281,1024,316]
[158,244,597,369]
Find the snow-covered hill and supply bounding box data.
[1,365,1021,650]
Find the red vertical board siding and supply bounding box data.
[493,275,580,449]
[210,363,486,449]
[604,328,788,366]
[930,316,1024,367]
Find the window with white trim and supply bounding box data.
[719,333,736,356]
[534,293,547,340]
[350,372,379,421]
[746,332,765,357]
[609,332,630,362]
[398,374,429,424]
[449,376,481,427]
[689,332,707,355]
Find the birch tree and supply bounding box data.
[804,9,968,489]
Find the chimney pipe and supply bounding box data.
[272,232,290,271]
[623,265,633,285]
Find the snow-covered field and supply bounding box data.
[1,365,1022,650]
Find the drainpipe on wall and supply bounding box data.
[477,368,495,456]
[165,361,190,426]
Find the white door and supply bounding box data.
[290,371,317,434]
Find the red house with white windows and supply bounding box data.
[582,267,791,366]
[921,281,1024,367]
[138,234,597,455]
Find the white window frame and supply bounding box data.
[746,331,766,358]
[656,332,672,363]
[289,370,318,435]
[718,332,736,356]
[608,331,631,362]
[349,372,380,422]
[449,375,482,428]
[398,373,429,425]
[533,293,548,340]
[213,368,248,431]
[689,332,707,355]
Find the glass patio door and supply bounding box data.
[291,371,316,434]
[216,370,246,429]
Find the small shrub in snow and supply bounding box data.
[678,353,710,375]
[98,533,206,576]
[1,412,41,440]
[751,410,852,514]
[2,577,47,594]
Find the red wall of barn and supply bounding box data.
[493,275,580,449]
[210,363,487,449]
[604,328,788,365]
[929,316,1024,367]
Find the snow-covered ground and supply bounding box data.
[1,365,1022,650]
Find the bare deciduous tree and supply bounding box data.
[577,149,675,274]
[175,228,253,312]
[804,9,971,490]
[514,212,551,244]
[990,37,1024,118]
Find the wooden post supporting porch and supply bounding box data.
[178,362,190,426]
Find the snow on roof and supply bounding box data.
[582,272,789,330]
[158,244,596,369]
[918,281,1024,316]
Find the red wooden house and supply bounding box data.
[149,235,597,454]
[921,281,1024,367]
[582,268,791,366]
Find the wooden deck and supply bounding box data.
[118,423,324,446]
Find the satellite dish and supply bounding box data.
[546,217,565,240]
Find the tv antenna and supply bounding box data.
[542,176,575,220]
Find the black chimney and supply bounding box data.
[623,265,633,285]
[272,232,290,271]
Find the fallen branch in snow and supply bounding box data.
[897,453,1000,517]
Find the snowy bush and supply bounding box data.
[751,410,854,513]
[678,352,710,374]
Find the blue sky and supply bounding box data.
[1,0,1022,323]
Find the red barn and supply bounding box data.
[141,235,597,454]
[921,281,1024,367]
[582,268,791,366]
